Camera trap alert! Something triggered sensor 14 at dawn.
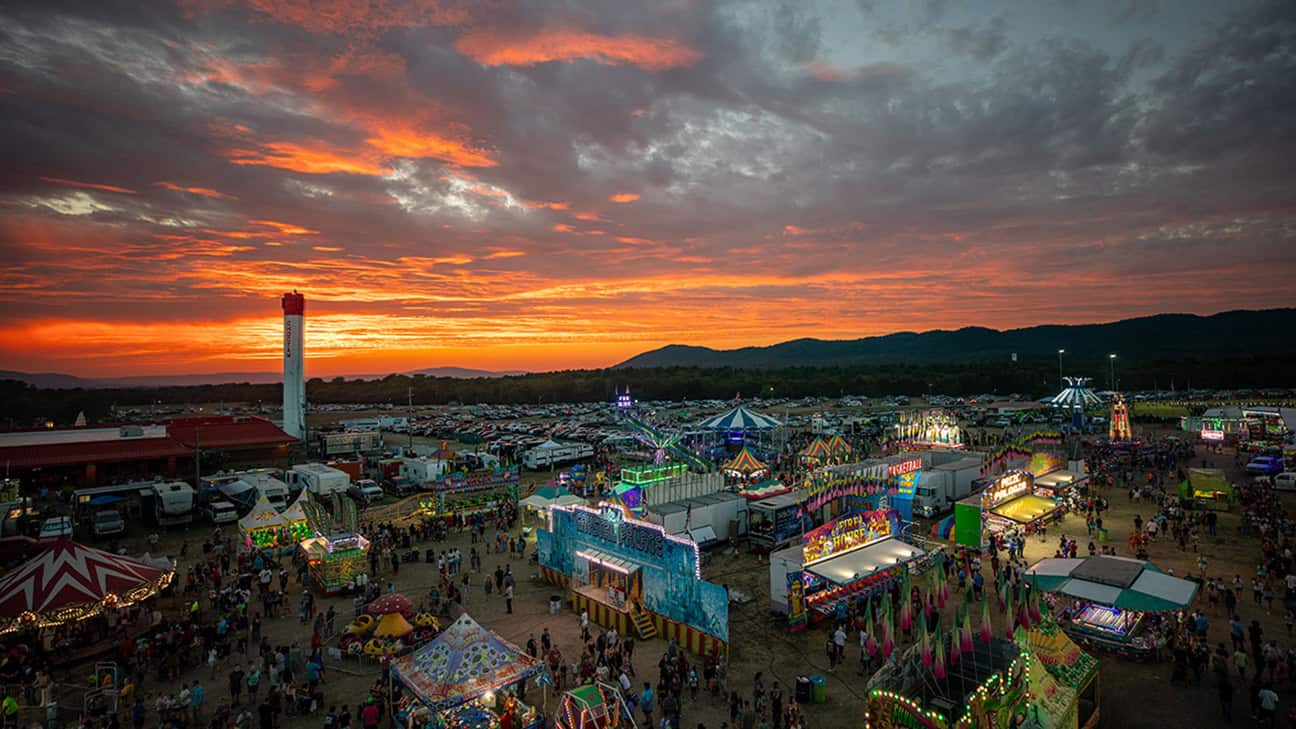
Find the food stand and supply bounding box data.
[420,467,520,523]
[300,532,371,596]
[239,496,311,551]
[556,683,634,729]
[1176,468,1234,511]
[391,614,546,729]
[1027,556,1198,660]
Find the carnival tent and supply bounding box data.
[826,434,853,457]
[391,613,546,711]
[799,437,831,462]
[1026,556,1198,612]
[723,447,768,478]
[698,405,782,431]
[0,539,174,633]
[239,496,289,532]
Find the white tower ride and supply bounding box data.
[281,291,306,440]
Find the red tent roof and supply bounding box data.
[167,416,297,449]
[0,437,190,470]
[0,540,173,628]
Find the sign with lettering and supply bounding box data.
[571,504,665,558]
[981,470,1032,510]
[434,467,519,494]
[802,510,895,565]
[888,458,922,477]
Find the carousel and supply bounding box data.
[339,593,440,659]
[0,540,174,658]
[392,614,547,729]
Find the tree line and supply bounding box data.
[3,352,1294,428]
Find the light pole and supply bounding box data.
[1109,353,1117,391]
[1057,349,1065,390]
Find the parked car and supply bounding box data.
[385,478,419,497]
[1274,472,1296,492]
[202,500,240,525]
[348,480,385,506]
[1247,456,1285,477]
[91,509,126,537]
[38,516,74,541]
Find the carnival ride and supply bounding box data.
[622,415,713,472]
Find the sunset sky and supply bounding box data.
[2,0,1294,377]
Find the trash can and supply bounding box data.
[810,674,826,704]
[795,676,811,703]
[549,596,562,615]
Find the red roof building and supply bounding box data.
[0,416,297,488]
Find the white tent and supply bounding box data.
[239,496,287,533]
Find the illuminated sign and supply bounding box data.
[888,458,922,477]
[981,470,1032,510]
[1201,429,1225,442]
[802,510,895,565]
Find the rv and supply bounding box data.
[201,469,291,512]
[287,463,351,497]
[399,457,449,486]
[522,441,594,470]
[151,481,196,526]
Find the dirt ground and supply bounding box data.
[36,438,1286,729]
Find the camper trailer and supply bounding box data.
[522,440,593,470]
[287,463,351,497]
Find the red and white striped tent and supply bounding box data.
[0,539,174,633]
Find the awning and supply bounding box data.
[576,550,640,574]
[804,537,925,586]
[1027,555,1198,612]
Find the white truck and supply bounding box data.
[287,463,351,498]
[399,456,449,486]
[644,492,747,547]
[151,481,196,526]
[912,456,985,518]
[522,441,594,470]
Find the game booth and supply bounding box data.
[1026,452,1088,498]
[1176,468,1234,511]
[537,502,729,655]
[239,496,311,552]
[983,471,1061,532]
[1027,556,1198,660]
[300,532,371,596]
[864,635,1030,729]
[391,613,546,729]
[888,409,965,450]
[611,463,690,513]
[768,510,926,629]
[420,467,520,523]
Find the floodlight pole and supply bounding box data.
[1056,350,1065,391]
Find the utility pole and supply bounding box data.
[194,427,201,487]
[1057,349,1065,391]
[1108,354,1117,391]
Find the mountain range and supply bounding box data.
[615,308,1296,369]
[0,367,525,390]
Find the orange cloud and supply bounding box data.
[250,220,318,235]
[552,224,575,233]
[610,193,639,203]
[615,236,653,244]
[784,225,806,235]
[484,250,526,259]
[456,28,702,71]
[156,182,237,199]
[365,125,497,168]
[39,177,136,194]
[525,200,570,210]
[573,211,603,221]
[313,245,344,252]
[228,140,388,175]
[805,62,849,82]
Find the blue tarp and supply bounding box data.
[88,495,125,506]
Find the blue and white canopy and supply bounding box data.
[698,405,782,431]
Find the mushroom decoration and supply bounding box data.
[367,593,414,619]
[368,593,415,641]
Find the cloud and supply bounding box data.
[455,28,702,71]
[610,193,640,203]
[39,177,137,194]
[157,181,237,199]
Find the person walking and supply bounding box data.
[505,583,514,614]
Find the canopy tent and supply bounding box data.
[0,539,174,633]
[391,613,546,711]
[239,497,288,532]
[240,495,311,547]
[738,479,791,500]
[799,437,831,462]
[825,434,853,457]
[1026,555,1198,612]
[698,405,782,431]
[532,439,564,450]
[723,447,768,478]
[520,489,585,510]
